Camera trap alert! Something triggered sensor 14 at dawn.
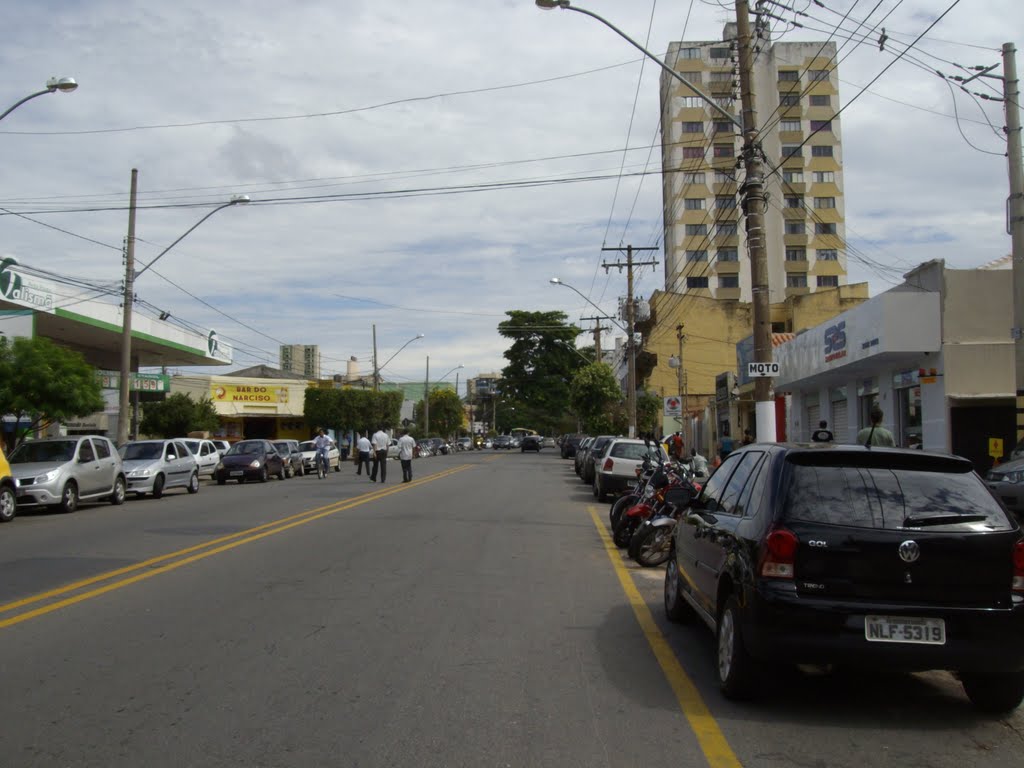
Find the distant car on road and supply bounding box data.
[120,440,200,498]
[493,435,514,450]
[520,435,543,453]
[987,456,1024,521]
[216,439,287,484]
[561,434,586,459]
[297,439,340,474]
[8,436,126,513]
[180,438,221,479]
[457,437,473,451]
[273,439,305,478]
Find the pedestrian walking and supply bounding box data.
[397,429,416,483]
[369,425,390,483]
[856,406,896,447]
[670,431,685,461]
[719,433,734,460]
[355,433,372,476]
[741,429,754,446]
[690,447,709,478]
[811,420,834,443]
[339,433,351,462]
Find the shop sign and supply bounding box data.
[0,258,56,313]
[212,383,290,404]
[823,321,847,363]
[97,370,170,392]
[664,396,682,417]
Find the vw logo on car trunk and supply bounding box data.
[898,540,921,563]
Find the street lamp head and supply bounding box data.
[536,0,570,8]
[46,77,78,93]
[416,333,425,339]
[230,194,251,204]
[549,277,561,285]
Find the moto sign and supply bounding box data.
[747,362,780,378]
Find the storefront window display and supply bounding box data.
[857,378,878,430]
[893,370,922,448]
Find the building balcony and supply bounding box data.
[715,258,741,273]
[783,233,810,246]
[713,232,739,245]
[782,207,806,219]
[784,258,809,271]
[780,181,806,194]
[716,287,742,301]
[812,259,847,276]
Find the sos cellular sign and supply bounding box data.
[747,362,780,378]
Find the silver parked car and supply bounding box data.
[8,436,126,513]
[119,440,200,498]
[180,438,221,479]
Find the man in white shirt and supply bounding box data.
[355,433,372,476]
[397,429,417,483]
[689,448,709,479]
[369,425,390,483]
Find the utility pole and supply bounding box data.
[676,324,689,448]
[424,355,430,437]
[117,168,138,447]
[580,315,612,362]
[602,244,658,438]
[736,0,775,442]
[372,324,380,392]
[1004,43,1024,444]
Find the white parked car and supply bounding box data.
[212,440,231,457]
[119,440,201,498]
[592,438,667,503]
[179,438,220,478]
[9,436,126,512]
[297,439,341,473]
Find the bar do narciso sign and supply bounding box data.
[747,362,780,378]
[212,384,290,404]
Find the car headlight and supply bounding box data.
[249,460,261,468]
[1002,470,1024,484]
[37,469,61,484]
[215,461,224,471]
[130,468,152,478]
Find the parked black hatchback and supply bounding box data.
[664,443,1024,713]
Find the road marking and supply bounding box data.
[0,465,473,630]
[586,505,743,768]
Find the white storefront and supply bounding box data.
[774,260,1014,470]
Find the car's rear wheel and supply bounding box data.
[187,472,200,494]
[295,463,303,477]
[152,474,165,499]
[960,671,1024,713]
[278,464,286,480]
[594,476,608,503]
[664,556,695,623]
[717,595,756,699]
[0,485,16,522]
[110,476,126,505]
[59,481,78,513]
[259,466,269,483]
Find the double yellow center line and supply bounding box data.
[0,464,473,630]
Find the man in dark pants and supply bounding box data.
[397,429,416,482]
[355,433,371,476]
[369,425,389,483]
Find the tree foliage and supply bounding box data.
[304,388,402,437]
[569,363,623,434]
[0,336,105,449]
[139,393,219,438]
[497,310,584,434]
[637,391,662,438]
[413,388,463,438]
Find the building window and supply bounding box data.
[809,69,831,82]
[683,146,704,159]
[683,121,704,133]
[680,71,703,84]
[810,94,831,107]
[815,222,837,235]
[713,144,734,158]
[684,197,705,210]
[814,197,836,209]
[780,119,801,132]
[710,47,731,59]
[683,172,706,184]
[782,145,803,159]
[714,97,734,108]
[778,70,800,81]
[785,221,806,235]
[680,47,702,59]
[783,169,804,183]
[717,248,739,262]
[709,71,733,82]
[817,275,840,287]
[719,275,740,288]
[810,119,833,133]
[680,96,703,108]
[785,196,803,208]
[812,170,835,183]
[716,196,737,209]
[780,93,801,106]
[811,145,834,157]
[686,224,708,235]
[714,121,734,134]
[817,248,839,261]
[687,276,709,288]
[686,250,708,262]
[786,248,807,261]
[716,222,738,235]
[786,273,808,288]
[714,171,734,183]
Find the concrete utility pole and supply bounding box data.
[1004,43,1024,444]
[424,355,430,436]
[117,169,139,447]
[372,324,380,392]
[602,245,658,438]
[676,324,689,447]
[580,316,612,362]
[736,0,775,442]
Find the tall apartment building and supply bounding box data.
[659,23,847,304]
[279,344,321,379]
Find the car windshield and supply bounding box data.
[273,442,291,454]
[610,442,657,460]
[121,443,164,461]
[9,440,77,464]
[228,441,264,456]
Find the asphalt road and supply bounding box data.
[0,449,1021,767]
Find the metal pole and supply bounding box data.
[372,324,379,392]
[424,355,430,436]
[1005,42,1024,445]
[117,168,139,447]
[736,0,775,442]
[626,245,637,438]
[677,324,688,448]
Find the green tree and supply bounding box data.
[497,310,584,434]
[637,391,662,438]
[413,388,463,437]
[304,387,402,438]
[569,363,623,434]
[0,336,105,449]
[139,393,219,438]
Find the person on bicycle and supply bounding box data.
[313,428,332,476]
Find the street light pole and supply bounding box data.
[374,333,424,392]
[0,77,78,123]
[116,183,250,445]
[424,355,430,437]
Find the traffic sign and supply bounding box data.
[664,396,681,417]
[747,362,780,378]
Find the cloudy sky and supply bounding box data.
[1,0,1019,388]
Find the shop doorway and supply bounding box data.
[949,402,1014,473]
[243,417,277,440]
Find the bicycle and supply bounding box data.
[316,450,330,479]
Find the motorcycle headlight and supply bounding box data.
[249,460,261,468]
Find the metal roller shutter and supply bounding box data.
[832,399,849,443]
[806,403,820,442]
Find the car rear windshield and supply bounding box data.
[783,464,1011,530]
[609,443,655,460]
[9,440,78,464]
[181,440,200,454]
[122,443,164,461]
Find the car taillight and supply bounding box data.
[1013,541,1024,593]
[761,528,798,579]
[603,458,614,471]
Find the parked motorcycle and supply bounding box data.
[627,481,698,566]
